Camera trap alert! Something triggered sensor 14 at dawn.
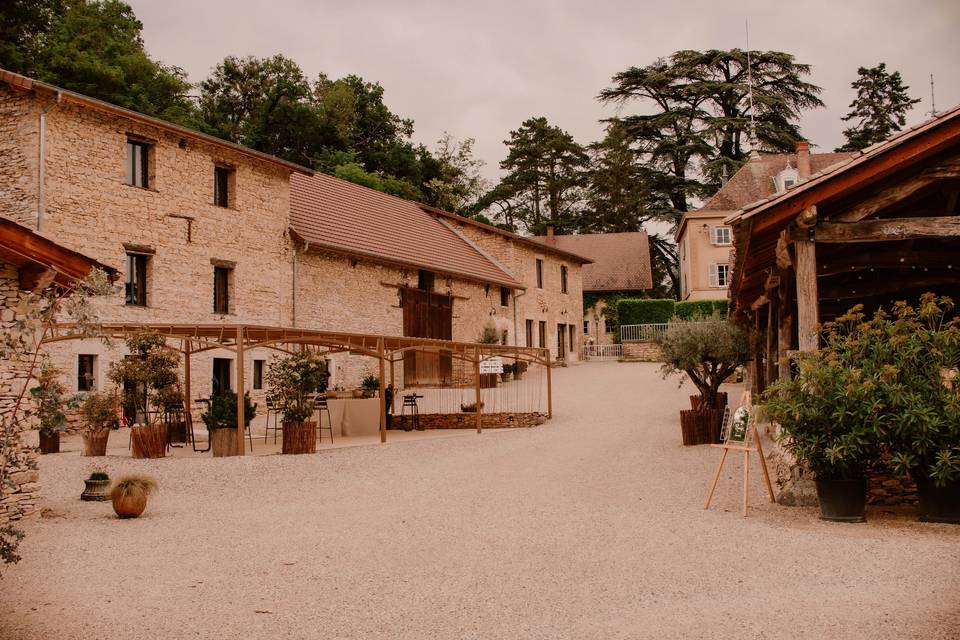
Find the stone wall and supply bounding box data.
[393,412,547,430]
[0,262,41,526]
[0,88,39,227]
[622,342,663,362]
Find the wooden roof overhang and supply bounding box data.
[726,104,960,315]
[43,322,553,367]
[0,216,118,289]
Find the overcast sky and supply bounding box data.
[130,0,960,182]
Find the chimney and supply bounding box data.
[546,224,556,245]
[796,141,811,179]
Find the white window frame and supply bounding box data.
[711,226,732,246]
[709,263,731,288]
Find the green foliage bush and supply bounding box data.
[674,299,728,320]
[265,353,329,423]
[80,392,120,435]
[617,298,675,325]
[200,392,257,430]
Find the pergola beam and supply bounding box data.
[796,216,960,244]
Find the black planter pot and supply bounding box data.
[815,478,867,523]
[915,476,960,524]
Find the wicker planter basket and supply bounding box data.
[82,429,111,456]
[679,408,725,446]
[282,421,317,455]
[210,427,241,457]
[130,423,167,459]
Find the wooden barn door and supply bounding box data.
[402,287,453,385]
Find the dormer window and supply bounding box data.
[774,163,800,193]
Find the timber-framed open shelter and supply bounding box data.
[43,322,554,454]
[726,104,960,393]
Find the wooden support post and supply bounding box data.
[546,351,553,419]
[704,448,729,510]
[378,338,386,444]
[753,425,777,504]
[235,326,246,456]
[474,346,482,434]
[743,449,750,518]
[778,271,793,382]
[794,221,819,352]
[183,339,192,440]
[765,301,777,387]
[389,356,395,414]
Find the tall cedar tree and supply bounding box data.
[494,117,589,234]
[836,63,920,152]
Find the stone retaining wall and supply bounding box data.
[392,412,547,430]
[621,342,663,362]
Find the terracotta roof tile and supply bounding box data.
[530,232,652,292]
[290,173,523,288]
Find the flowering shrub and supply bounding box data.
[265,352,329,423]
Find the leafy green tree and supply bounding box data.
[490,116,589,234]
[33,0,196,126]
[599,49,823,220]
[836,63,920,151]
[0,0,63,75]
[426,133,488,213]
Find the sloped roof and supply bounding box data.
[702,151,856,212]
[531,232,652,292]
[290,172,522,288]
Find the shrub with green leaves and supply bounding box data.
[200,392,257,429]
[80,392,120,435]
[674,299,728,320]
[617,298,675,325]
[265,353,329,423]
[107,332,180,423]
[29,365,72,436]
[658,314,750,410]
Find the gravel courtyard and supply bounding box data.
[1,362,958,639]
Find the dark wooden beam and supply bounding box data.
[797,216,960,244]
[819,272,960,300]
[816,248,960,276]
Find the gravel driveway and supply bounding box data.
[1,362,958,639]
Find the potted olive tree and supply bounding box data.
[201,391,256,457]
[80,392,119,456]
[265,352,328,455]
[30,365,72,454]
[107,333,180,458]
[659,315,750,446]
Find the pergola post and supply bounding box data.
[235,325,246,455]
[546,350,553,419]
[474,345,482,434]
[378,338,387,443]
[183,338,192,435]
[389,357,395,414]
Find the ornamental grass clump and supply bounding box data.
[110,475,158,501]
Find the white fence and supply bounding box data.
[619,323,669,343]
[581,344,623,361]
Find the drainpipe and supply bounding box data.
[36,91,62,231]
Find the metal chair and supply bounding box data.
[264,396,282,443]
[314,394,333,443]
[401,394,422,431]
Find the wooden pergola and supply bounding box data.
[44,322,553,454]
[726,104,960,392]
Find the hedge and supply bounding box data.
[675,299,729,320]
[616,298,676,325]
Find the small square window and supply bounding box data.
[712,226,732,246]
[214,166,232,207]
[125,253,148,306]
[126,140,150,188]
[77,354,96,391]
[418,269,434,291]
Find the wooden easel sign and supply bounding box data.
[704,391,776,517]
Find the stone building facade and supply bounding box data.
[0,71,587,413]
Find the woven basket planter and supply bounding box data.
[82,429,111,456]
[282,421,317,455]
[210,428,241,457]
[131,423,167,459]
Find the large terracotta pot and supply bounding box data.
[39,430,60,454]
[130,423,167,459]
[282,421,317,455]
[210,427,241,457]
[82,429,111,456]
[112,492,147,518]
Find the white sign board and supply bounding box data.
[479,356,503,374]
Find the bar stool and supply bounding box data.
[314,395,333,443]
[264,396,282,443]
[401,394,421,431]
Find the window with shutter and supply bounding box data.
[709,263,718,287]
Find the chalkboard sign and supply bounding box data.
[727,406,750,443]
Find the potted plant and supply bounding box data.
[360,375,380,398]
[107,332,180,458]
[30,365,72,454]
[201,391,257,457]
[500,362,514,383]
[79,392,119,456]
[154,386,186,444]
[81,465,111,501]
[265,352,327,455]
[658,315,750,446]
[110,474,157,518]
[762,305,892,522]
[513,361,528,380]
[460,401,484,413]
[865,294,960,524]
